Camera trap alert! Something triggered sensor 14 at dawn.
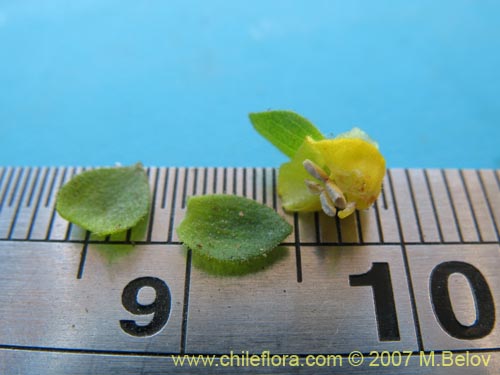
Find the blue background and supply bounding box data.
[1,1,499,168]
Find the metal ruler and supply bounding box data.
[0,167,499,374]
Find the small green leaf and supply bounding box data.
[177,195,292,262]
[249,110,325,158]
[56,163,150,236]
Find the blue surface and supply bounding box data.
[1,1,499,168]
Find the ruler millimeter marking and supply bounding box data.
[2,167,498,245]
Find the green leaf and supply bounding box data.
[249,110,325,158]
[56,163,150,236]
[177,195,292,262]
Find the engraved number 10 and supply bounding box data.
[350,261,495,342]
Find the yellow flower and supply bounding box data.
[278,128,386,218]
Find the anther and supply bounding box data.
[325,180,346,209]
[338,201,356,219]
[304,179,323,195]
[303,159,329,182]
[320,191,337,217]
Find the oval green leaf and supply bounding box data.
[177,195,292,262]
[56,163,150,236]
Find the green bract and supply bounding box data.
[177,195,292,262]
[249,110,324,158]
[56,163,150,236]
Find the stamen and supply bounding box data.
[305,179,323,195]
[303,159,328,182]
[320,191,337,217]
[338,201,356,219]
[325,180,346,209]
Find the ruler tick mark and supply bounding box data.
[8,168,24,207]
[202,168,208,195]
[26,167,41,207]
[293,213,303,283]
[167,168,179,243]
[146,168,160,242]
[232,167,237,195]
[373,199,384,243]
[160,168,171,210]
[44,167,58,207]
[27,168,50,240]
[180,248,192,354]
[405,169,424,243]
[222,167,227,194]
[335,215,342,244]
[262,167,267,205]
[181,167,189,209]
[423,169,444,243]
[242,168,247,197]
[355,210,364,244]
[313,212,321,244]
[192,168,199,196]
[252,168,257,201]
[381,182,388,210]
[0,168,6,197]
[7,168,32,239]
[441,169,464,243]
[459,169,482,242]
[212,167,218,194]
[272,168,277,211]
[77,232,90,279]
[0,168,14,213]
[64,168,80,241]
[45,167,68,240]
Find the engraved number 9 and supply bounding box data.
[120,277,171,337]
